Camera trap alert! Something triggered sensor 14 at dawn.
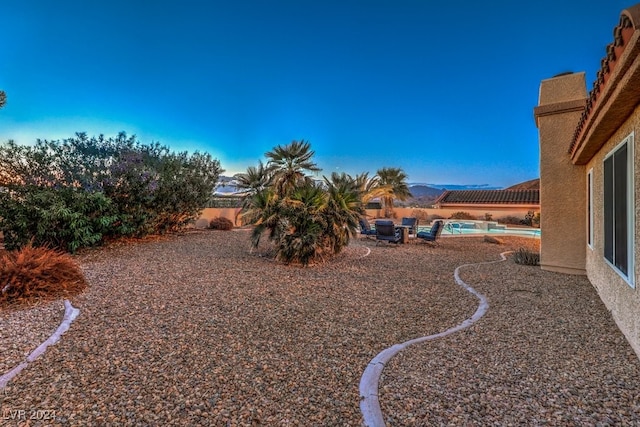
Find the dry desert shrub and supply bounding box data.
[209,217,234,230]
[449,211,476,220]
[513,247,540,266]
[0,244,88,306]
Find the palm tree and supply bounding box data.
[235,160,269,195]
[376,167,412,218]
[265,140,321,197]
[275,183,328,265]
[323,172,364,254]
[246,187,280,248]
[234,161,270,226]
[354,172,390,206]
[0,91,6,109]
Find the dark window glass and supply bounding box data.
[587,172,592,246]
[614,145,628,274]
[604,141,630,277]
[604,156,614,263]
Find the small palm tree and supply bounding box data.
[323,172,364,254]
[275,183,328,265]
[246,187,280,248]
[265,140,321,197]
[376,167,412,218]
[234,161,270,226]
[235,160,269,195]
[354,172,390,206]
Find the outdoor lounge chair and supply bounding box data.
[375,220,401,245]
[416,220,444,245]
[359,217,377,238]
[401,217,419,238]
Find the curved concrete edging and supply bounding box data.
[0,299,80,390]
[359,251,511,427]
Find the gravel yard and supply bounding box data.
[1,229,639,426]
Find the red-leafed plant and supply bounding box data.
[0,244,87,306]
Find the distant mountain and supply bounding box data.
[393,184,445,207]
[505,178,540,191]
[419,183,502,190]
[408,185,445,198]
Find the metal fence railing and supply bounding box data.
[205,196,244,209]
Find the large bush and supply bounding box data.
[0,133,222,251]
[0,187,115,252]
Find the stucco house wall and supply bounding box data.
[535,3,640,358]
[584,105,640,356]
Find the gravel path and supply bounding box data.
[1,230,639,426]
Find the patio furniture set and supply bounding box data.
[358,217,444,245]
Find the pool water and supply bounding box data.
[418,224,541,237]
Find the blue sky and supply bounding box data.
[0,0,633,187]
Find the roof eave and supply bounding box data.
[570,6,640,165]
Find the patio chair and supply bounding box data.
[374,220,401,245]
[416,220,444,245]
[401,217,419,238]
[359,217,377,238]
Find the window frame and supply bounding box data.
[602,132,635,288]
[587,168,594,249]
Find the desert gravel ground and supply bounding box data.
[1,229,640,426]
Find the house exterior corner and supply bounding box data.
[535,3,640,358]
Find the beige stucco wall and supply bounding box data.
[198,207,244,227]
[364,206,538,223]
[198,206,538,228]
[584,104,640,358]
[536,73,588,274]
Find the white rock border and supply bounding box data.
[0,300,79,390]
[359,251,511,427]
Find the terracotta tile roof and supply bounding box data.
[434,189,539,206]
[569,5,640,159]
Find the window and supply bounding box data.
[603,133,634,287]
[587,169,593,249]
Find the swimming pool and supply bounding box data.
[417,223,541,237]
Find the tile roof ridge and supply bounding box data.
[569,4,640,156]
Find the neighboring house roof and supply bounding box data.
[569,4,640,164]
[434,189,539,206]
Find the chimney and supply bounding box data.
[533,72,588,274]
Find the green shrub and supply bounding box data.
[209,217,234,230]
[449,211,475,220]
[0,133,222,251]
[484,213,493,221]
[0,244,88,306]
[513,247,540,266]
[0,187,116,252]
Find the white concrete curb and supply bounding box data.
[0,300,80,390]
[359,252,511,427]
